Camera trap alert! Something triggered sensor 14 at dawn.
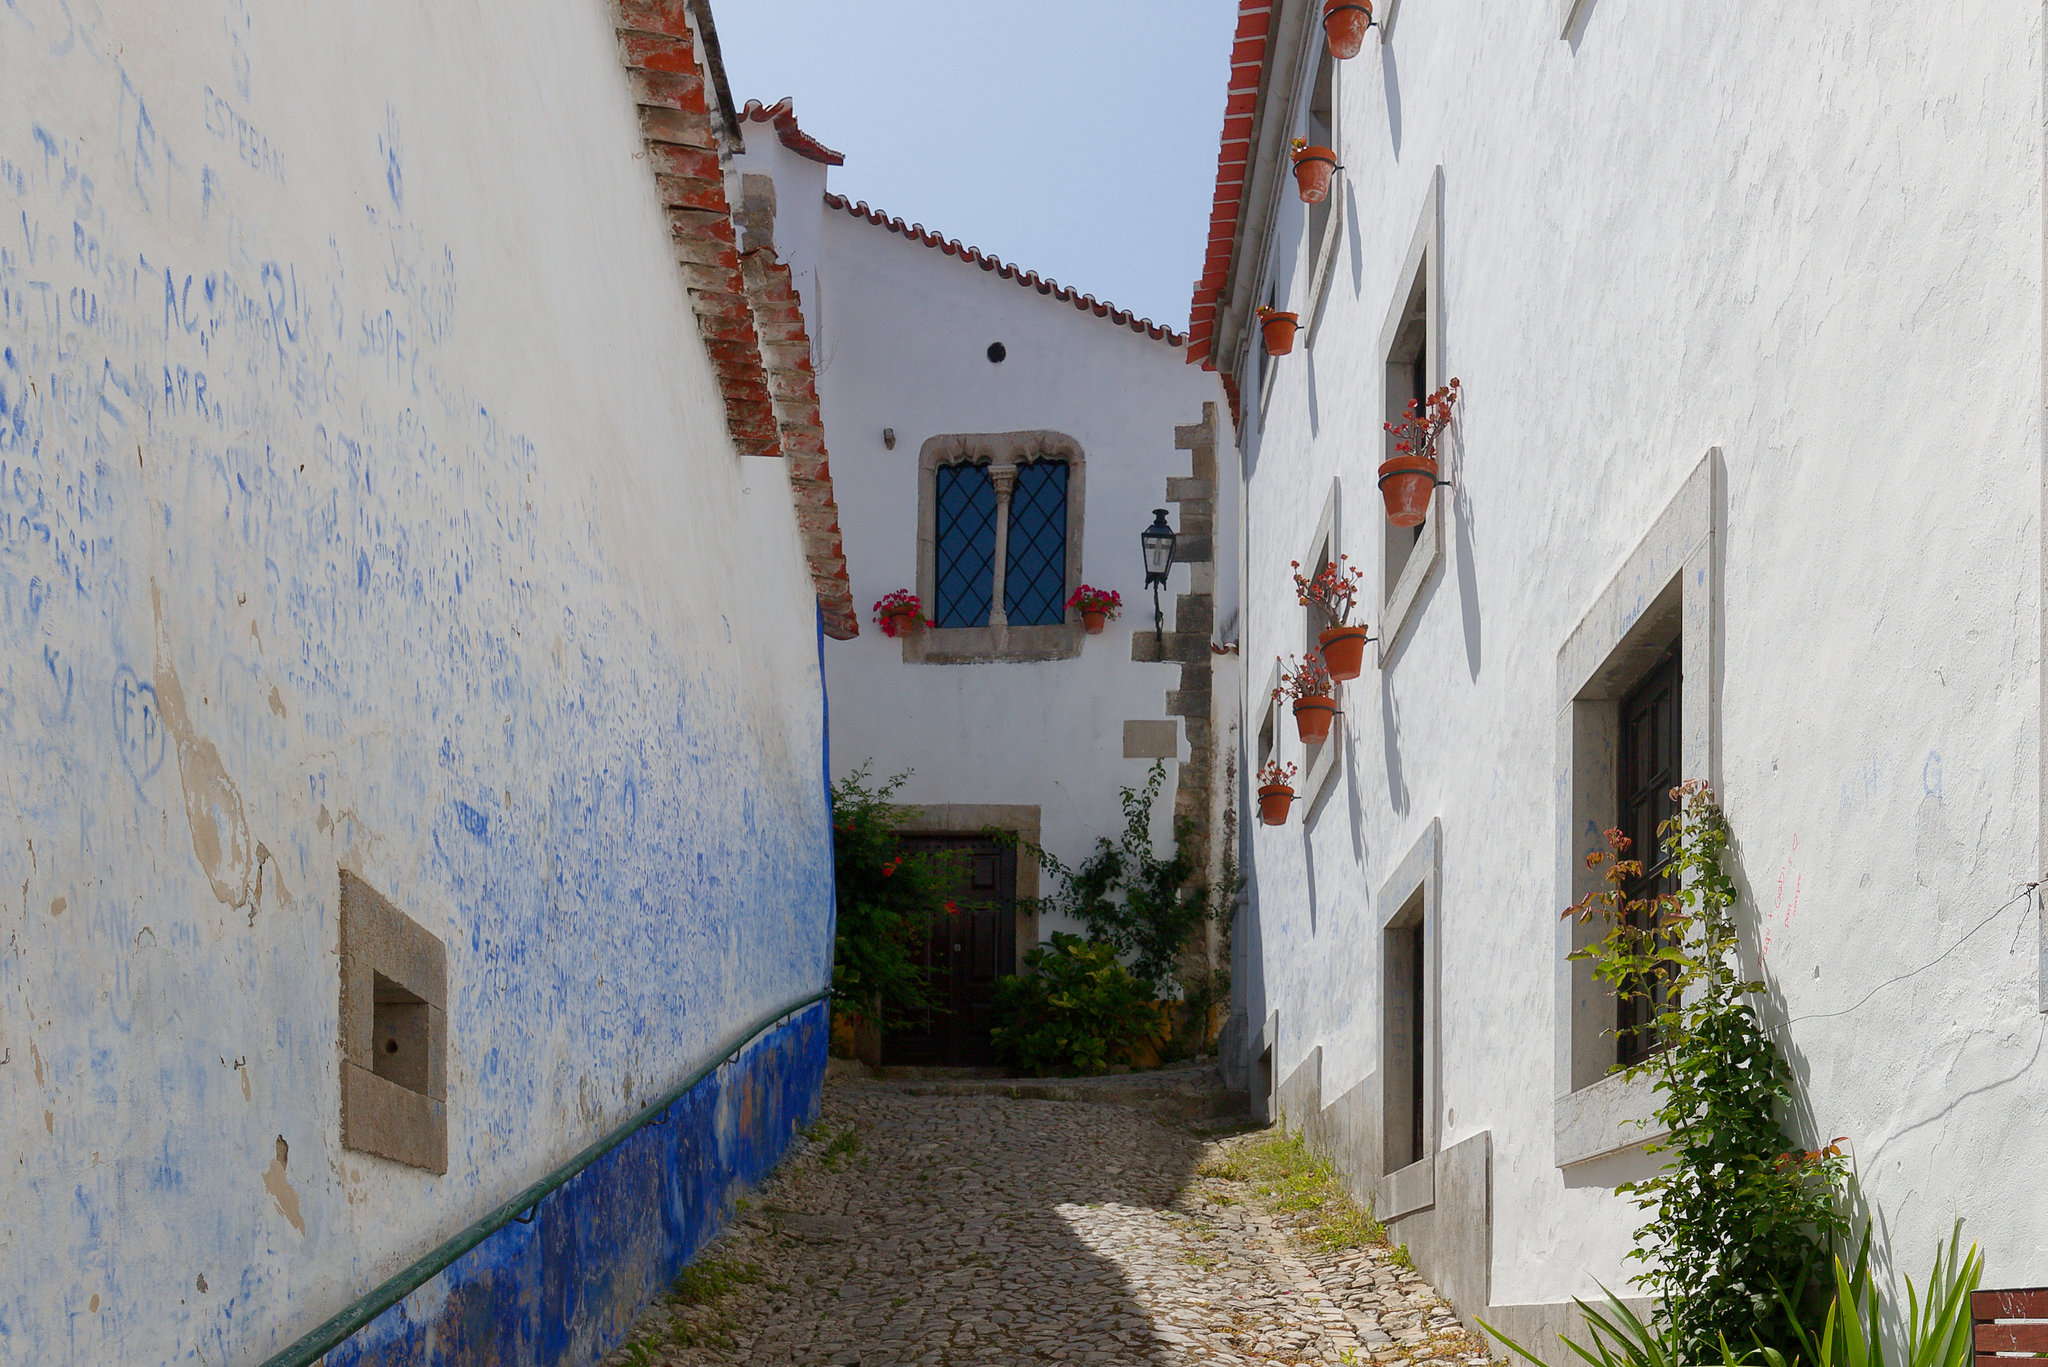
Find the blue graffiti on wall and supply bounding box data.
[0,19,832,1367]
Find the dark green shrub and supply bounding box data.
[989,933,1162,1075]
[829,766,958,1032]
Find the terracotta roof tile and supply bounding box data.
[616,8,782,457]
[824,194,1186,345]
[1187,0,1275,370]
[741,250,859,637]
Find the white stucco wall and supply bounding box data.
[0,2,831,1360]
[806,196,1231,932]
[1236,0,2042,1311]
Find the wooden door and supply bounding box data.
[884,835,1017,1067]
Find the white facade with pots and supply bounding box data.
[1202,0,2045,1351]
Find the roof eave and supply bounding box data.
[1213,0,1318,382]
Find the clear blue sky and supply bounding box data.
[710,0,1241,332]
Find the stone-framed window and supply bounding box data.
[1297,477,1343,812]
[911,431,1087,663]
[339,870,448,1174]
[1302,33,1344,347]
[1377,167,1445,663]
[1552,449,1720,1169]
[1378,818,1441,1219]
[1256,283,1281,417]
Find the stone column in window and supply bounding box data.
[987,462,1017,628]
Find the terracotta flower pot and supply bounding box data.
[1322,0,1374,58]
[1293,695,1338,745]
[882,608,920,637]
[1081,609,1108,634]
[1318,626,1373,682]
[1258,784,1296,827]
[1261,311,1300,356]
[1291,145,1338,204]
[1377,453,1439,528]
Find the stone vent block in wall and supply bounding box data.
[340,871,449,1174]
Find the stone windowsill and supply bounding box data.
[1553,1068,1669,1168]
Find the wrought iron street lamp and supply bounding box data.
[1141,508,1177,649]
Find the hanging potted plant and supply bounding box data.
[1257,759,1299,827]
[1290,137,1338,205]
[1256,304,1300,357]
[1275,653,1339,745]
[1291,555,1375,682]
[1065,584,1123,635]
[872,589,927,638]
[1322,0,1376,58]
[1379,377,1460,528]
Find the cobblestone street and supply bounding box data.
[601,1074,1496,1366]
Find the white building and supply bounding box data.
[732,100,1239,1065]
[1199,0,2044,1351]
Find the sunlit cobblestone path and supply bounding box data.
[601,1076,1497,1366]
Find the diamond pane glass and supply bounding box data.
[934,463,996,627]
[1004,459,1068,626]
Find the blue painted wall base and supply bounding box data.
[327,1004,828,1367]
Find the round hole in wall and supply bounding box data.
[986,342,1006,363]
[384,1039,399,1054]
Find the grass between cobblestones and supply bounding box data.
[1199,1131,1388,1256]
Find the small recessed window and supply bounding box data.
[1376,170,1446,656]
[1382,894,1428,1172]
[1376,819,1441,1220]
[1303,39,1342,342]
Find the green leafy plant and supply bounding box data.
[1483,1286,1690,1367]
[988,933,1162,1075]
[1764,1223,1981,1367]
[1481,1224,1982,1367]
[1006,761,1215,994]
[1564,781,1847,1362]
[830,765,960,1032]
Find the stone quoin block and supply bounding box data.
[1123,720,1180,759]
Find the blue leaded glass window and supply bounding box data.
[1004,459,1068,626]
[934,463,997,627]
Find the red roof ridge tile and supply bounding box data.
[739,97,846,167]
[822,192,1187,346]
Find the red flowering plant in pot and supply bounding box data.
[1065,584,1123,635]
[1274,654,1339,745]
[1255,304,1300,357]
[1291,554,1376,682]
[1256,759,1299,827]
[1379,377,1460,528]
[872,589,928,638]
[1322,0,1377,58]
[1290,137,1338,204]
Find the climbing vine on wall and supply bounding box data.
[1567,781,1847,1361]
[1009,762,1217,995]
